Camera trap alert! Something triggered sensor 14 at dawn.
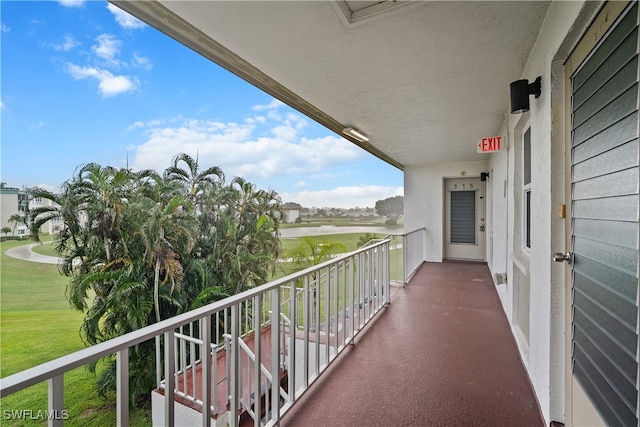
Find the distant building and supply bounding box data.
[281,202,301,224]
[29,194,63,235]
[0,184,62,237]
[0,186,29,237]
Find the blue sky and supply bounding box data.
[1,0,402,209]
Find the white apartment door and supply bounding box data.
[562,2,639,425]
[444,178,485,261]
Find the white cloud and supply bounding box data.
[92,34,122,67]
[58,0,84,8]
[107,4,146,29]
[1,23,10,32]
[52,34,80,51]
[30,121,45,130]
[295,181,308,187]
[129,102,364,182]
[0,99,5,110]
[280,185,403,209]
[131,52,152,70]
[252,99,284,111]
[66,63,137,97]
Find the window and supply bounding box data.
[523,128,531,249]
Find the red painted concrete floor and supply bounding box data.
[281,261,545,427]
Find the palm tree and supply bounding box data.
[74,163,132,263]
[8,213,26,235]
[138,195,197,323]
[29,156,284,405]
[165,152,224,205]
[210,177,282,294]
[284,236,347,274]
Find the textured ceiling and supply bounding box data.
[112,1,551,170]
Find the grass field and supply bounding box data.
[0,239,151,426]
[28,241,59,257]
[0,229,393,425]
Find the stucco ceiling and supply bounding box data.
[111,1,551,170]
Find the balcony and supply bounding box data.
[0,229,543,426]
[281,261,544,426]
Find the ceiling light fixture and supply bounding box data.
[343,127,370,142]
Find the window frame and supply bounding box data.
[523,127,532,252]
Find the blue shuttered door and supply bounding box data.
[571,3,639,425]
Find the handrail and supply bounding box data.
[401,227,426,283]
[0,237,393,427]
[362,227,426,284]
[0,239,390,397]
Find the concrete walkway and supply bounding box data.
[282,261,544,427]
[5,243,61,265]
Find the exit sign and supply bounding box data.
[477,136,503,153]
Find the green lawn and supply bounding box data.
[279,232,383,254]
[28,241,59,258]
[0,239,151,426]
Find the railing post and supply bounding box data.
[302,275,309,388]
[201,316,212,427]
[288,279,297,401]
[230,304,240,427]
[324,266,330,365]
[253,295,262,427]
[270,288,281,424]
[403,233,409,284]
[349,256,354,342]
[164,331,175,427]
[47,375,63,427]
[385,242,391,305]
[155,336,162,388]
[314,273,320,377]
[116,348,129,427]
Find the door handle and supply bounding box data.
[553,252,573,264]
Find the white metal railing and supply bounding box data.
[0,238,391,427]
[400,228,426,283]
[367,228,426,284]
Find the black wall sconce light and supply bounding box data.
[510,76,541,114]
[481,172,490,181]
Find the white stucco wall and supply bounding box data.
[495,1,601,424]
[404,1,607,424]
[404,160,488,262]
[488,123,511,321]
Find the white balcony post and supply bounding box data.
[116,348,129,427]
[253,295,262,427]
[348,257,354,342]
[164,331,175,427]
[302,275,309,388]
[155,336,162,388]
[201,316,212,427]
[230,304,240,427]
[288,279,297,401]
[385,242,391,304]
[314,273,320,377]
[403,233,409,284]
[47,375,63,427]
[333,262,339,351]
[270,288,281,424]
[324,266,330,364]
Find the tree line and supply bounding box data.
[28,153,282,405]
